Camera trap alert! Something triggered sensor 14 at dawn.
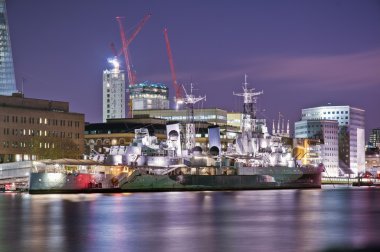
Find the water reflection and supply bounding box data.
[0,188,380,252]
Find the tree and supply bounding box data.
[338,126,350,168]
[30,136,81,160]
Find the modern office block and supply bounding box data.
[295,119,339,176]
[300,105,365,175]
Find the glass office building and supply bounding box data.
[0,0,17,96]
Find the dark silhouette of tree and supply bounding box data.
[30,136,81,160]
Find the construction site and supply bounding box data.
[102,14,210,119]
[96,13,296,157]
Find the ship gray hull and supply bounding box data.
[119,173,321,192]
[29,167,322,193]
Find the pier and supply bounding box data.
[322,177,380,186]
[0,161,31,190]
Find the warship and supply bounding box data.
[28,76,323,193]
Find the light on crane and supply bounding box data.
[107,57,120,72]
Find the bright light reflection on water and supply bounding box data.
[0,188,380,252]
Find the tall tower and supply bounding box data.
[102,58,126,122]
[0,0,17,96]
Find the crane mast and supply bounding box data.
[116,17,133,86]
[116,14,151,85]
[163,28,183,109]
[116,14,151,117]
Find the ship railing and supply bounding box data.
[115,172,128,185]
[119,170,141,185]
[160,165,184,175]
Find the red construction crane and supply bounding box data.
[116,14,151,86]
[163,28,183,108]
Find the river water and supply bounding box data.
[0,186,380,252]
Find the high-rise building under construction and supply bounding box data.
[129,82,169,111]
[0,0,17,95]
[102,58,126,122]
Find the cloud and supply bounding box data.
[207,49,380,90]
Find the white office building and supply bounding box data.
[295,120,340,177]
[300,105,365,176]
[102,59,126,122]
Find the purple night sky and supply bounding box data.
[6,0,380,138]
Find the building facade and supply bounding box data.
[85,118,167,155]
[102,63,126,122]
[133,108,228,125]
[0,94,85,162]
[129,82,169,111]
[227,112,243,128]
[300,105,365,175]
[295,120,340,177]
[0,0,17,96]
[369,128,380,148]
[84,117,237,156]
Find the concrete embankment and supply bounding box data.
[322,177,380,186]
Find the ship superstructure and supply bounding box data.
[182,83,206,154]
[228,75,304,170]
[94,75,321,180]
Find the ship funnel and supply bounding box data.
[208,125,221,156]
[166,123,182,156]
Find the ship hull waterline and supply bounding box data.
[28,172,321,194]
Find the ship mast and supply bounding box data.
[182,83,206,152]
[233,74,263,133]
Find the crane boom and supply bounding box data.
[163,28,182,104]
[116,17,134,85]
[116,14,151,85]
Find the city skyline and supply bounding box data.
[6,0,380,136]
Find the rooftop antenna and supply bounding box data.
[163,28,183,109]
[21,77,25,95]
